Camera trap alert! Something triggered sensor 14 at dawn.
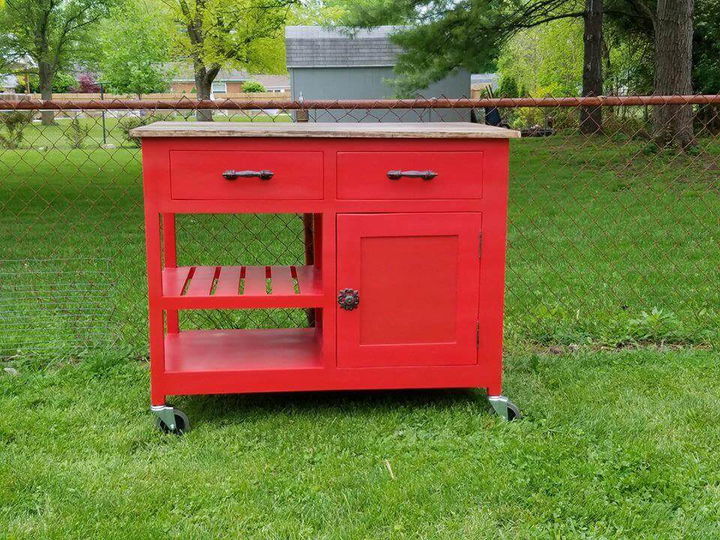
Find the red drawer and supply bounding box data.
[169,150,323,200]
[336,151,483,200]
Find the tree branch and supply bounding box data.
[513,11,587,29]
[626,0,656,26]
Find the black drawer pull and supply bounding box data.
[387,170,437,181]
[222,170,274,181]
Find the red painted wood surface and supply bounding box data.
[160,265,323,309]
[337,151,484,200]
[336,213,482,367]
[139,135,510,406]
[170,150,324,200]
[165,328,322,372]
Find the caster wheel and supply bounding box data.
[506,401,521,421]
[155,408,190,434]
[488,395,521,421]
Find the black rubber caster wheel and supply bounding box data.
[155,408,190,434]
[506,401,521,421]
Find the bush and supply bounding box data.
[497,76,519,98]
[242,81,266,93]
[75,73,101,93]
[53,72,77,93]
[118,113,172,147]
[66,117,92,149]
[0,111,34,149]
[27,72,76,93]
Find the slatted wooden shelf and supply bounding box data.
[161,265,323,308]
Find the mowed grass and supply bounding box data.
[1,117,719,536]
[1,118,718,359]
[2,348,720,536]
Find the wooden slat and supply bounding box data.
[163,267,192,297]
[294,266,321,295]
[185,266,216,297]
[214,266,242,297]
[269,266,295,296]
[243,266,268,296]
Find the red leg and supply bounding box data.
[145,209,166,406]
[312,213,323,328]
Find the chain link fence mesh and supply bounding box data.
[0,96,717,363]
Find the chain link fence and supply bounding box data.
[0,96,718,364]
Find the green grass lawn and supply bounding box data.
[2,348,720,537]
[1,116,719,536]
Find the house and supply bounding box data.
[1,57,35,93]
[169,65,290,95]
[1,74,18,93]
[252,74,291,93]
[471,73,499,97]
[285,25,472,122]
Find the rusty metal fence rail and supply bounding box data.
[0,96,718,363]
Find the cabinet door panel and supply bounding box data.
[337,213,481,368]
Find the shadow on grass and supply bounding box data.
[177,387,493,425]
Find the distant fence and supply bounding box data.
[0,91,289,102]
[0,96,718,362]
[3,94,720,109]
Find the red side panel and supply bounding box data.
[337,213,482,368]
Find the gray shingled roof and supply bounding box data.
[286,26,403,68]
[252,74,290,90]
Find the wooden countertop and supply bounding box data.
[130,121,521,139]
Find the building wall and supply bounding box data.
[171,82,195,93]
[225,82,244,94]
[290,66,471,122]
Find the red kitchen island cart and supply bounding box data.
[132,122,521,433]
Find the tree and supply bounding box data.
[27,70,76,92]
[289,0,345,24]
[651,0,695,147]
[163,0,296,121]
[341,0,604,131]
[692,0,720,93]
[497,18,584,97]
[693,0,720,133]
[581,0,603,134]
[98,0,173,97]
[608,0,696,146]
[0,0,114,124]
[497,76,520,98]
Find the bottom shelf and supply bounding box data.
[165,328,322,373]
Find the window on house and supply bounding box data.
[211,82,227,93]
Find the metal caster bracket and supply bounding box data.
[488,395,521,421]
[151,405,178,431]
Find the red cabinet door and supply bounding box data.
[337,213,482,368]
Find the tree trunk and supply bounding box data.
[194,63,216,122]
[653,0,695,148]
[579,0,603,135]
[38,61,55,126]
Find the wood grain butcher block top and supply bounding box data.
[130,121,521,139]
